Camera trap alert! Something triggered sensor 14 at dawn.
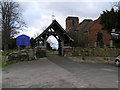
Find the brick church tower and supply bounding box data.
[66,16,79,32]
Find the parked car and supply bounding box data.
[115,55,120,67]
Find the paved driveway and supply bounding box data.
[2,55,119,88]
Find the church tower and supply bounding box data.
[66,16,79,32]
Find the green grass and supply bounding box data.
[0,50,13,56]
[0,50,15,68]
[0,51,12,68]
[46,50,53,54]
[0,55,2,68]
[0,57,31,68]
[0,61,7,68]
[0,61,2,68]
[0,54,7,68]
[0,53,15,68]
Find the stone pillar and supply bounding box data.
[17,46,21,55]
[61,40,64,56]
[44,39,46,46]
[58,41,64,56]
[37,39,39,46]
[110,39,113,47]
[94,42,97,47]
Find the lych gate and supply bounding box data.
[35,20,73,56]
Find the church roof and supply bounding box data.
[77,19,94,32]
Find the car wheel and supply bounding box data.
[115,60,120,67]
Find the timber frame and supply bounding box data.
[35,20,73,56]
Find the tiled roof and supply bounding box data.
[77,19,94,32]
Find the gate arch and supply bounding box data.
[35,20,73,56]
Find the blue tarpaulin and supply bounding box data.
[16,34,30,46]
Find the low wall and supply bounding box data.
[71,47,120,57]
[63,46,73,56]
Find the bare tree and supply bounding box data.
[34,26,47,38]
[114,1,120,11]
[34,32,40,39]
[0,0,26,50]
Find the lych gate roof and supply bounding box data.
[35,20,73,42]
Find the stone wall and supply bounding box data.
[7,47,46,61]
[63,46,73,56]
[71,47,120,57]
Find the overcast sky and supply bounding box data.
[17,0,119,38]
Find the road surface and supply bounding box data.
[2,55,119,88]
